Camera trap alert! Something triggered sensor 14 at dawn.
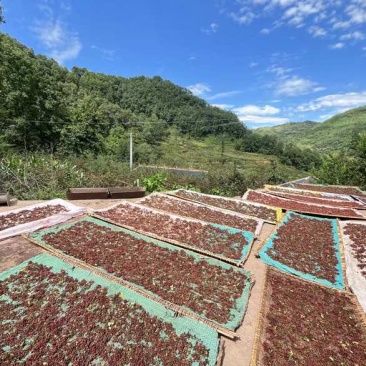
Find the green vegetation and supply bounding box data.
[0,135,305,200]
[1,3,365,198]
[312,132,366,189]
[0,32,319,169]
[0,32,317,199]
[235,133,321,171]
[256,107,366,152]
[0,1,4,24]
[256,121,317,143]
[0,32,244,155]
[252,106,366,189]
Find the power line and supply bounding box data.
[0,118,243,124]
[0,119,245,129]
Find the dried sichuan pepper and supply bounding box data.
[266,190,364,209]
[292,183,363,195]
[139,193,259,233]
[172,189,277,222]
[37,219,250,325]
[267,186,353,201]
[0,262,213,365]
[97,202,252,261]
[344,222,366,278]
[0,205,67,231]
[261,212,342,287]
[259,269,366,366]
[246,190,364,219]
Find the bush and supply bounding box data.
[0,154,86,199]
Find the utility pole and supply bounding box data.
[130,132,133,170]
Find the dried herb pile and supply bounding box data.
[97,204,251,261]
[0,205,67,231]
[140,194,259,233]
[173,190,277,222]
[0,261,214,365]
[260,269,366,365]
[247,190,364,219]
[35,219,250,326]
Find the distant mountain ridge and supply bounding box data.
[256,106,366,152]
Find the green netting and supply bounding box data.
[259,211,344,290]
[29,216,252,331]
[211,223,254,262]
[0,253,219,365]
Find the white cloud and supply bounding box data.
[211,104,234,110]
[211,23,219,32]
[91,45,116,61]
[275,77,325,96]
[233,105,280,115]
[187,83,211,96]
[269,99,282,103]
[330,42,345,49]
[231,103,289,126]
[249,62,259,67]
[224,1,366,47]
[283,1,324,27]
[230,9,256,25]
[201,22,219,35]
[237,115,289,125]
[340,31,364,40]
[297,91,366,112]
[345,1,366,26]
[32,2,81,64]
[260,28,271,34]
[50,38,81,64]
[270,0,297,7]
[60,2,72,12]
[33,19,64,48]
[267,65,295,77]
[266,61,324,97]
[308,26,327,37]
[206,90,242,101]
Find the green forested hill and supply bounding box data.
[0,32,245,154]
[256,107,366,152]
[0,32,320,174]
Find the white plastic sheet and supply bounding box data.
[340,220,366,313]
[0,199,88,240]
[265,184,356,202]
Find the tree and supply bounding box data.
[141,114,168,145]
[312,152,354,185]
[313,132,366,189]
[0,32,248,154]
[352,132,366,187]
[0,1,4,24]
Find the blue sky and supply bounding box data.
[2,0,366,128]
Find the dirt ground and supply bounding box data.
[0,236,43,273]
[0,198,274,366]
[221,223,274,366]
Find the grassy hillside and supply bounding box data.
[0,135,306,200]
[256,121,317,141]
[159,134,305,178]
[256,106,366,152]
